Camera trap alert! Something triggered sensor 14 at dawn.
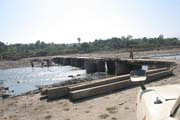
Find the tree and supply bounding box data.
[158,34,164,39]
[77,38,81,44]
[1,36,180,60]
[35,40,41,49]
[80,42,90,52]
[127,35,133,40]
[0,41,6,53]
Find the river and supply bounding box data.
[0,66,87,96]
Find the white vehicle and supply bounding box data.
[130,70,180,120]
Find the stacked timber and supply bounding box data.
[41,67,173,101]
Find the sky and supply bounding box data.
[0,0,180,44]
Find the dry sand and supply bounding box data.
[0,49,180,120]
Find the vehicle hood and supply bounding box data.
[149,84,180,100]
[138,84,180,120]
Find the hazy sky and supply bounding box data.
[0,0,180,44]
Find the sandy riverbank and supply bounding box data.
[0,49,180,120]
[0,63,180,120]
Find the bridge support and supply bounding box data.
[59,58,64,64]
[107,60,115,75]
[52,57,63,64]
[96,61,106,72]
[63,58,71,65]
[115,62,130,75]
[76,59,85,68]
[84,60,97,74]
[70,58,76,67]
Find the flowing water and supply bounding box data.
[151,53,180,60]
[0,66,86,96]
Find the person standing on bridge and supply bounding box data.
[129,46,134,59]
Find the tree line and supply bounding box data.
[0,35,180,60]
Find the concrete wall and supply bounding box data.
[70,69,173,100]
[70,80,131,100]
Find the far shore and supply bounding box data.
[0,48,180,70]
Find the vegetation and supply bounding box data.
[0,35,180,60]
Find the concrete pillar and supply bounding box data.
[47,86,69,100]
[115,62,130,75]
[96,61,106,72]
[63,58,70,65]
[70,58,76,67]
[52,57,58,63]
[52,57,63,64]
[74,58,82,68]
[59,58,64,64]
[106,60,115,75]
[79,59,85,69]
[70,58,84,68]
[84,60,97,74]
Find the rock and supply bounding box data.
[4,87,9,90]
[68,75,74,78]
[2,93,11,99]
[76,74,81,76]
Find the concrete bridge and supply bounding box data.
[52,56,176,75]
[40,56,176,101]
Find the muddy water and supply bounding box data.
[0,66,86,95]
